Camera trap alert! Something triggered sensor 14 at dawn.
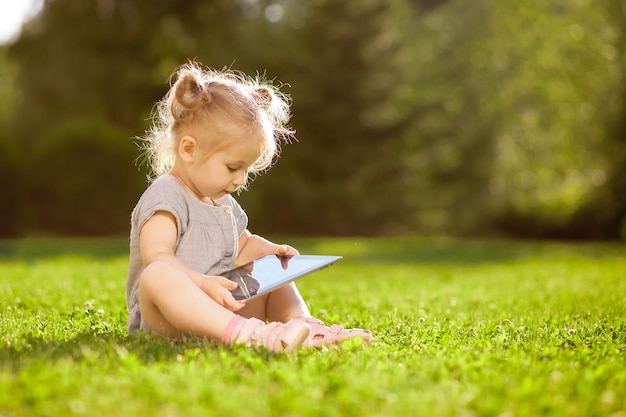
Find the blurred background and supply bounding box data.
[0,0,624,240]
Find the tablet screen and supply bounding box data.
[222,255,342,301]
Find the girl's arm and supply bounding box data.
[236,229,299,266]
[140,211,244,311]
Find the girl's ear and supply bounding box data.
[178,136,197,161]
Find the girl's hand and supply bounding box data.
[200,276,245,312]
[276,244,299,257]
[236,230,300,267]
[276,244,299,270]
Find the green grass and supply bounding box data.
[0,236,625,417]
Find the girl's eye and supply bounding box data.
[227,166,239,172]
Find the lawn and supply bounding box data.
[0,236,625,417]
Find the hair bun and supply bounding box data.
[171,68,211,122]
[254,87,273,111]
[200,81,214,105]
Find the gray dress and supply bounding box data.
[125,174,248,334]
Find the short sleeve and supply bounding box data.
[133,201,184,238]
[130,176,190,242]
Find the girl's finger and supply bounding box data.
[217,276,238,289]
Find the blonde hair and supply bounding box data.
[140,62,294,181]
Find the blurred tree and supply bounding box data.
[28,116,140,235]
[0,47,26,236]
[4,0,625,239]
[396,0,498,235]
[598,0,626,239]
[8,0,246,235]
[479,0,626,238]
[0,47,16,128]
[541,0,626,239]
[237,0,432,236]
[0,135,24,236]
[9,0,245,141]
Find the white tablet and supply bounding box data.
[221,254,342,301]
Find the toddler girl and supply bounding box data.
[126,62,372,352]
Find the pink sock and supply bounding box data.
[221,315,245,345]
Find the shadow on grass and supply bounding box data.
[0,331,230,372]
[0,237,129,261]
[294,236,625,266]
[0,328,296,373]
[1,236,623,266]
[300,238,543,266]
[0,236,530,265]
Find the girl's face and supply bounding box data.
[177,135,262,203]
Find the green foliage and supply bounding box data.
[28,117,145,235]
[0,134,25,236]
[397,0,499,234]
[3,0,626,238]
[238,0,420,235]
[397,0,626,237]
[1,237,625,416]
[0,48,24,236]
[0,46,16,127]
[477,0,626,238]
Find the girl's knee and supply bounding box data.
[139,261,174,293]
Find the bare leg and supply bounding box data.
[266,283,311,322]
[238,283,310,323]
[138,261,235,340]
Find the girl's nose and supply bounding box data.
[233,171,246,186]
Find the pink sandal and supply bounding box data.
[223,317,311,353]
[296,316,373,348]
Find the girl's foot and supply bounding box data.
[295,316,373,348]
[224,317,311,352]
